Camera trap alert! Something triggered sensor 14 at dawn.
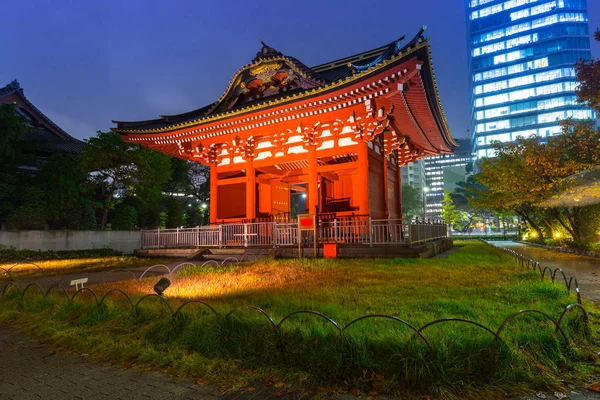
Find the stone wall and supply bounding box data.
[0,230,141,255]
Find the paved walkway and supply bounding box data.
[0,323,310,400]
[489,241,600,304]
[4,259,188,291]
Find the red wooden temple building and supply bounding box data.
[114,28,456,251]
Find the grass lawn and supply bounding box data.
[0,256,174,281]
[1,241,598,399]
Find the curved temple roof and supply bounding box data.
[114,28,453,143]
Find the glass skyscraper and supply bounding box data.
[467,0,595,158]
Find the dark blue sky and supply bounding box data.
[2,1,599,140]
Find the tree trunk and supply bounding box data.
[100,180,118,230]
[518,209,544,241]
[550,208,577,242]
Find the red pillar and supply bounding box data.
[210,164,218,224]
[397,158,403,219]
[308,149,318,215]
[356,142,370,215]
[383,155,389,219]
[246,159,256,221]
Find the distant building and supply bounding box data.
[401,160,427,213]
[401,160,426,191]
[0,80,84,164]
[424,138,474,218]
[466,0,596,159]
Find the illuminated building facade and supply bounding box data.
[467,0,595,158]
[424,138,474,218]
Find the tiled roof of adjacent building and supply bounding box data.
[0,80,84,155]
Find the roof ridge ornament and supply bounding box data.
[8,79,20,90]
[350,26,427,73]
[253,40,283,62]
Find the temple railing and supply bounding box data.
[140,218,448,249]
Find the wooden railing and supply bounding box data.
[140,218,448,249]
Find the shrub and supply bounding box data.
[112,205,138,230]
[0,245,122,262]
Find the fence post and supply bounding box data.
[334,219,338,243]
[157,228,160,249]
[369,217,373,248]
[272,222,277,248]
[408,218,412,247]
[219,225,223,248]
[176,227,179,247]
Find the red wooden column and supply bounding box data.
[356,141,370,215]
[396,158,403,219]
[246,159,256,221]
[210,164,218,224]
[383,155,389,218]
[308,149,318,214]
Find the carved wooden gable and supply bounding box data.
[208,42,323,115]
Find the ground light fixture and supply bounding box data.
[154,278,171,297]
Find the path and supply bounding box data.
[489,241,600,304]
[0,323,311,400]
[4,259,188,291]
[0,323,222,400]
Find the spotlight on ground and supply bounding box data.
[154,278,171,297]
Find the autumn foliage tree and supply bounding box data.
[470,120,600,244]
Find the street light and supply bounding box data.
[201,203,207,209]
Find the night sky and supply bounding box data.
[2,0,599,141]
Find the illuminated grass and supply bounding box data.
[1,242,599,398]
[0,257,174,280]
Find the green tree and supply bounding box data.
[81,131,172,229]
[441,189,459,227]
[188,162,211,219]
[401,185,424,217]
[112,204,139,230]
[35,153,95,229]
[164,196,185,228]
[0,104,35,225]
[6,187,47,230]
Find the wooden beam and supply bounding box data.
[217,177,245,186]
[255,165,285,176]
[321,172,339,181]
[290,185,307,193]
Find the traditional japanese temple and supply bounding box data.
[113,28,456,228]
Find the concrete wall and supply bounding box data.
[0,230,141,254]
